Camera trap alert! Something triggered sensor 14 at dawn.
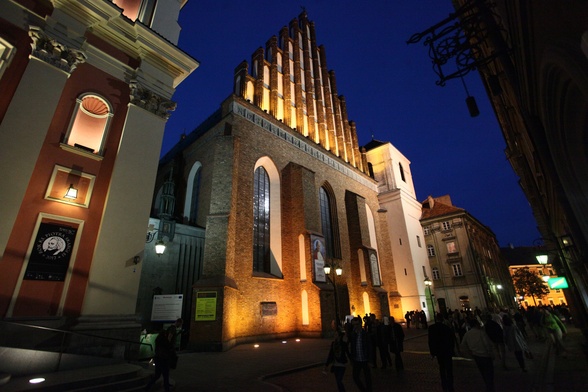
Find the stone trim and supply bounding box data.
[232,101,377,191]
[28,26,86,74]
[129,80,177,119]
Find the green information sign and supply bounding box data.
[548,277,569,289]
[195,291,217,321]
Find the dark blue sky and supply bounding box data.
[162,0,540,247]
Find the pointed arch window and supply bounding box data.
[183,162,202,226]
[319,185,341,259]
[189,169,201,225]
[253,166,271,273]
[64,94,112,155]
[234,75,242,96]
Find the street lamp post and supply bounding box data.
[424,276,435,319]
[324,263,343,326]
[536,254,552,282]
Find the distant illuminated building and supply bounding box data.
[501,246,568,308]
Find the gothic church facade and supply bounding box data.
[150,11,400,350]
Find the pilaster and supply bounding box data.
[83,97,166,315]
[0,26,85,259]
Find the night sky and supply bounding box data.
[161,0,541,247]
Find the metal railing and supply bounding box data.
[0,319,153,374]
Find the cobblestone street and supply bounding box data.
[164,325,588,392]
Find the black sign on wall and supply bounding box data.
[260,301,277,317]
[24,222,77,281]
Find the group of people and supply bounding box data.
[145,305,570,392]
[404,309,428,329]
[427,305,569,392]
[524,305,569,354]
[324,314,405,392]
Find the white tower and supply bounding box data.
[365,140,432,320]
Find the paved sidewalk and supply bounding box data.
[544,325,587,392]
[155,325,587,392]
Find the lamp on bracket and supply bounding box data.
[155,240,166,256]
[536,254,549,265]
[146,227,166,256]
[323,260,343,326]
[64,184,78,199]
[424,276,436,318]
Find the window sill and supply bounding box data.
[252,271,283,280]
[60,143,104,161]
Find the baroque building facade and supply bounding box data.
[145,11,399,351]
[501,246,569,308]
[0,0,197,339]
[420,195,515,312]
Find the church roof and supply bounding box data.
[362,138,388,151]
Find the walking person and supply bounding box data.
[429,313,456,392]
[405,311,411,329]
[414,311,420,329]
[502,315,528,372]
[542,308,567,355]
[377,317,392,369]
[420,310,428,329]
[484,313,507,369]
[389,316,405,371]
[366,314,378,368]
[145,327,177,392]
[461,318,495,392]
[513,311,529,339]
[348,316,372,392]
[324,321,349,392]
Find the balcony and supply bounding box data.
[446,253,461,263]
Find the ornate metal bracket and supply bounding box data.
[407,0,506,87]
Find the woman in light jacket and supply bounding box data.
[461,317,495,392]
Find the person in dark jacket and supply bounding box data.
[145,327,177,391]
[377,317,393,369]
[428,313,456,392]
[389,316,405,370]
[484,313,507,369]
[324,321,349,392]
[348,316,372,392]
